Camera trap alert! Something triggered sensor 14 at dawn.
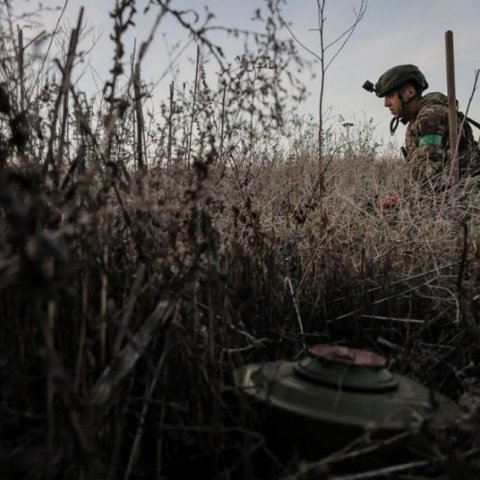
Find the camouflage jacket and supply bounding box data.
[405,92,479,183]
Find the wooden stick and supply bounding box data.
[17,27,24,111]
[445,30,459,184]
[187,45,200,167]
[219,81,227,164]
[328,458,440,480]
[167,81,174,168]
[133,63,146,171]
[44,6,84,179]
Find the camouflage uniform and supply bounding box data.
[405,92,478,183]
[365,65,480,185]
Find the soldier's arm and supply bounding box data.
[409,106,449,180]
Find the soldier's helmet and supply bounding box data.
[375,65,428,98]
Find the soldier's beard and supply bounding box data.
[389,108,402,119]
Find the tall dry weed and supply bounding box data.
[0,1,479,479]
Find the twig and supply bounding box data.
[450,69,479,183]
[91,299,176,406]
[124,343,169,479]
[328,457,444,480]
[45,299,57,477]
[457,221,468,324]
[187,44,200,167]
[74,270,89,392]
[219,81,227,164]
[286,276,305,349]
[223,337,270,354]
[360,314,425,324]
[133,62,146,171]
[44,7,84,179]
[276,13,321,61]
[324,1,368,71]
[34,0,70,89]
[113,262,146,356]
[332,261,459,303]
[167,80,174,168]
[331,280,436,322]
[100,242,109,368]
[282,430,416,480]
[16,26,24,111]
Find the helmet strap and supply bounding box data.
[390,117,400,135]
[388,91,407,135]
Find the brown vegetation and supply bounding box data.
[0,1,479,479]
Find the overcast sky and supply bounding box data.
[14,0,480,148]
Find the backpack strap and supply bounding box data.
[458,112,480,131]
[466,115,480,131]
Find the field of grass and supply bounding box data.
[0,2,480,479]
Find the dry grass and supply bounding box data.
[0,2,479,479]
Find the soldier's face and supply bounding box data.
[383,91,403,117]
[383,84,418,119]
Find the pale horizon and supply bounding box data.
[12,0,480,151]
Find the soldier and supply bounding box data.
[363,64,479,186]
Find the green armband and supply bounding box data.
[418,134,443,146]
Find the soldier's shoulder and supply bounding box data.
[417,92,447,114]
[417,104,447,123]
[415,97,448,128]
[419,92,448,106]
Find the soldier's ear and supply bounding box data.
[404,84,418,100]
